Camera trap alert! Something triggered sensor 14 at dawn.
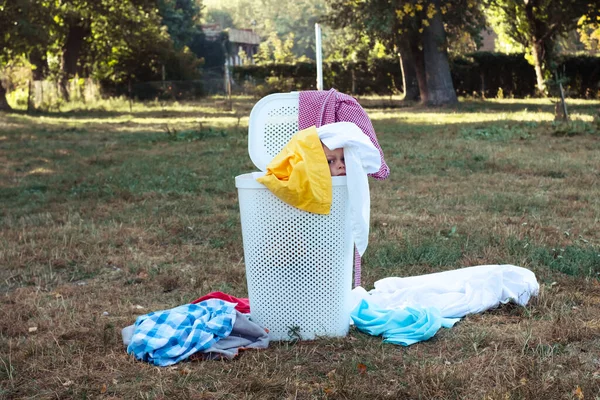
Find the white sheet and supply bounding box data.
[350,265,540,318]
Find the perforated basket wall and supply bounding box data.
[236,92,354,341]
[237,174,353,340]
[248,92,302,172]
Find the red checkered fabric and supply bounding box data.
[299,89,390,287]
[354,248,361,288]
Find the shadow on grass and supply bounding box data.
[3,99,598,121]
[372,102,597,115]
[4,108,242,120]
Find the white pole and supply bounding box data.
[315,23,323,90]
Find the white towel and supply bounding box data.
[316,122,381,255]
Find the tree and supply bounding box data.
[158,0,203,51]
[0,0,55,110]
[254,22,299,64]
[421,0,458,105]
[90,1,203,84]
[1,0,207,108]
[485,0,600,94]
[326,0,483,105]
[97,0,205,83]
[205,9,235,29]
[203,0,328,61]
[51,0,204,97]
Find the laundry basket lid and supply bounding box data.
[248,92,300,171]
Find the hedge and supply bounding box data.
[232,53,600,99]
[231,60,402,96]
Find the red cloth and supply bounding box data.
[298,88,390,181]
[191,292,250,314]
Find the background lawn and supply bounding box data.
[1,97,600,399]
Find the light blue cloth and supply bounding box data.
[127,299,236,366]
[351,299,460,346]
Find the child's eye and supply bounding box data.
[328,159,334,164]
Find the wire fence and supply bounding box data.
[23,79,258,110]
[18,67,308,110]
[26,79,101,109]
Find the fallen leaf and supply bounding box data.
[357,363,367,375]
[100,383,107,394]
[519,377,527,385]
[574,386,584,400]
[62,380,73,387]
[326,369,336,381]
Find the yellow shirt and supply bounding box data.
[256,126,332,214]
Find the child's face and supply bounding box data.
[323,144,346,176]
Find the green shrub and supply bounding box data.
[232,53,600,99]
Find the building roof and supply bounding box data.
[227,29,261,45]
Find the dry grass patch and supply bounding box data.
[1,98,600,399]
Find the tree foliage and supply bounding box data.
[51,0,204,84]
[325,0,484,104]
[325,0,485,56]
[158,0,203,51]
[0,0,54,62]
[0,0,209,109]
[254,22,302,64]
[577,15,600,53]
[484,0,600,94]
[0,0,56,109]
[203,0,329,61]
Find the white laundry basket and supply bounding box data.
[235,92,354,341]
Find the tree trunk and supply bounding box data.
[397,38,420,102]
[30,47,49,81]
[524,0,548,95]
[0,83,12,111]
[410,39,429,104]
[531,39,547,94]
[59,20,90,101]
[421,0,457,106]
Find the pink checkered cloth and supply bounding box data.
[298,88,390,180]
[299,89,390,288]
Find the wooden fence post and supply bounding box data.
[27,80,33,113]
[128,80,133,113]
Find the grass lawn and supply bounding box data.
[1,96,600,399]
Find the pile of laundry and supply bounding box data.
[122,265,539,366]
[121,293,267,367]
[349,264,539,345]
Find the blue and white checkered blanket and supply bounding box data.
[127,299,237,366]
